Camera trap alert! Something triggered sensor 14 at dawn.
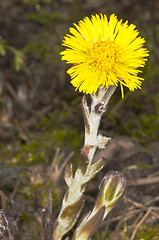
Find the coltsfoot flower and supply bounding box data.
[61,14,149,96]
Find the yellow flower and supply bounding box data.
[61,14,149,96]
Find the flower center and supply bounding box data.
[88,40,119,71]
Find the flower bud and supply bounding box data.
[73,171,126,240]
[93,171,126,219]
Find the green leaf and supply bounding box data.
[13,50,25,71]
[0,39,7,56]
[86,158,105,182]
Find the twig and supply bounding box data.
[101,212,112,240]
[109,208,127,240]
[123,209,141,222]
[41,193,53,240]
[49,149,74,184]
[128,176,159,186]
[131,212,144,229]
[103,209,141,224]
[0,190,7,213]
[126,197,144,209]
[148,170,159,178]
[145,196,159,206]
[151,211,159,219]
[130,207,152,240]
[58,151,74,176]
[50,148,61,173]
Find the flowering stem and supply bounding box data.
[53,85,116,240]
[84,85,116,165]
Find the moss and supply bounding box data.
[19,211,41,240]
[0,109,82,220]
[136,224,159,240]
[0,110,83,167]
[121,91,159,143]
[138,163,159,170]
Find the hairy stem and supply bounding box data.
[53,85,116,240]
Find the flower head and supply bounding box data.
[61,14,149,96]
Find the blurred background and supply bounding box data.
[0,0,159,239]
